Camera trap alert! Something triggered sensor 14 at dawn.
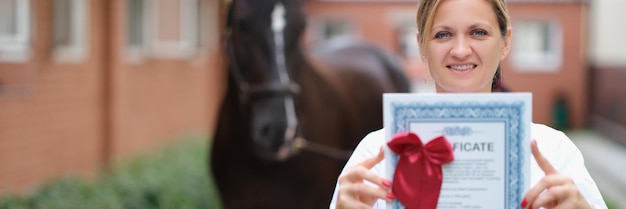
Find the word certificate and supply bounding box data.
[384,93,531,209]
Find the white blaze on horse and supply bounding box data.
[271,3,299,160]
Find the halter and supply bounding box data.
[223,1,352,161]
[225,38,301,103]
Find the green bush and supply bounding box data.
[3,135,618,209]
[0,135,222,209]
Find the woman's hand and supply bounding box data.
[336,147,395,209]
[521,140,593,209]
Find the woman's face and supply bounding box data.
[424,0,511,93]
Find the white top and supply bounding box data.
[329,123,608,209]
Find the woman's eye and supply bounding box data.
[434,32,451,39]
[471,30,487,36]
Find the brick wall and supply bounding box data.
[0,0,223,195]
[0,0,106,193]
[505,3,588,129]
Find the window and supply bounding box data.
[126,0,147,60]
[0,0,31,62]
[397,24,419,58]
[311,17,355,42]
[322,19,354,40]
[205,0,218,53]
[53,0,88,62]
[125,0,200,60]
[149,0,199,59]
[512,19,562,72]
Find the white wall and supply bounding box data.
[589,1,626,67]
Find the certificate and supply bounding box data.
[384,93,531,209]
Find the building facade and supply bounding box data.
[3,0,611,195]
[305,0,589,129]
[0,0,224,194]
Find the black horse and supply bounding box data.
[210,0,410,208]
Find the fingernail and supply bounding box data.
[386,193,396,200]
[520,198,528,208]
[382,180,392,188]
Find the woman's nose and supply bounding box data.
[450,37,471,59]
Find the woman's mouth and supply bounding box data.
[447,64,477,71]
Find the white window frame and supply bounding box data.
[206,0,218,53]
[52,0,89,63]
[0,0,31,62]
[389,10,420,58]
[311,17,357,43]
[148,0,199,59]
[125,0,149,62]
[512,19,563,73]
[397,24,419,58]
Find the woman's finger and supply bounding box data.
[531,184,577,209]
[339,165,390,188]
[336,146,391,209]
[359,146,385,169]
[340,146,389,186]
[531,139,557,175]
[336,191,373,209]
[522,174,572,208]
[342,182,390,201]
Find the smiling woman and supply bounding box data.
[330,0,608,209]
[418,0,510,93]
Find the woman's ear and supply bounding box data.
[501,27,512,60]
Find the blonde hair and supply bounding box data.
[416,0,510,54]
[415,0,511,91]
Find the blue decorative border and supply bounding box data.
[389,101,526,209]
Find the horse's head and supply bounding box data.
[226,0,308,161]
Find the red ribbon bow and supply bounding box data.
[387,132,455,209]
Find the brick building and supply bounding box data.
[0,0,224,194]
[4,0,619,196]
[304,0,590,129]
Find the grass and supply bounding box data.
[0,135,222,209]
[604,193,620,209]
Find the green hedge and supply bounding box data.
[0,135,222,209]
[2,135,618,209]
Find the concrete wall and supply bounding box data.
[589,1,626,66]
[588,0,626,145]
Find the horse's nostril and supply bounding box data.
[260,125,271,138]
[257,124,284,151]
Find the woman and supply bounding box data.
[329,0,607,208]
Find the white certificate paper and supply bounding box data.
[384,93,531,209]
